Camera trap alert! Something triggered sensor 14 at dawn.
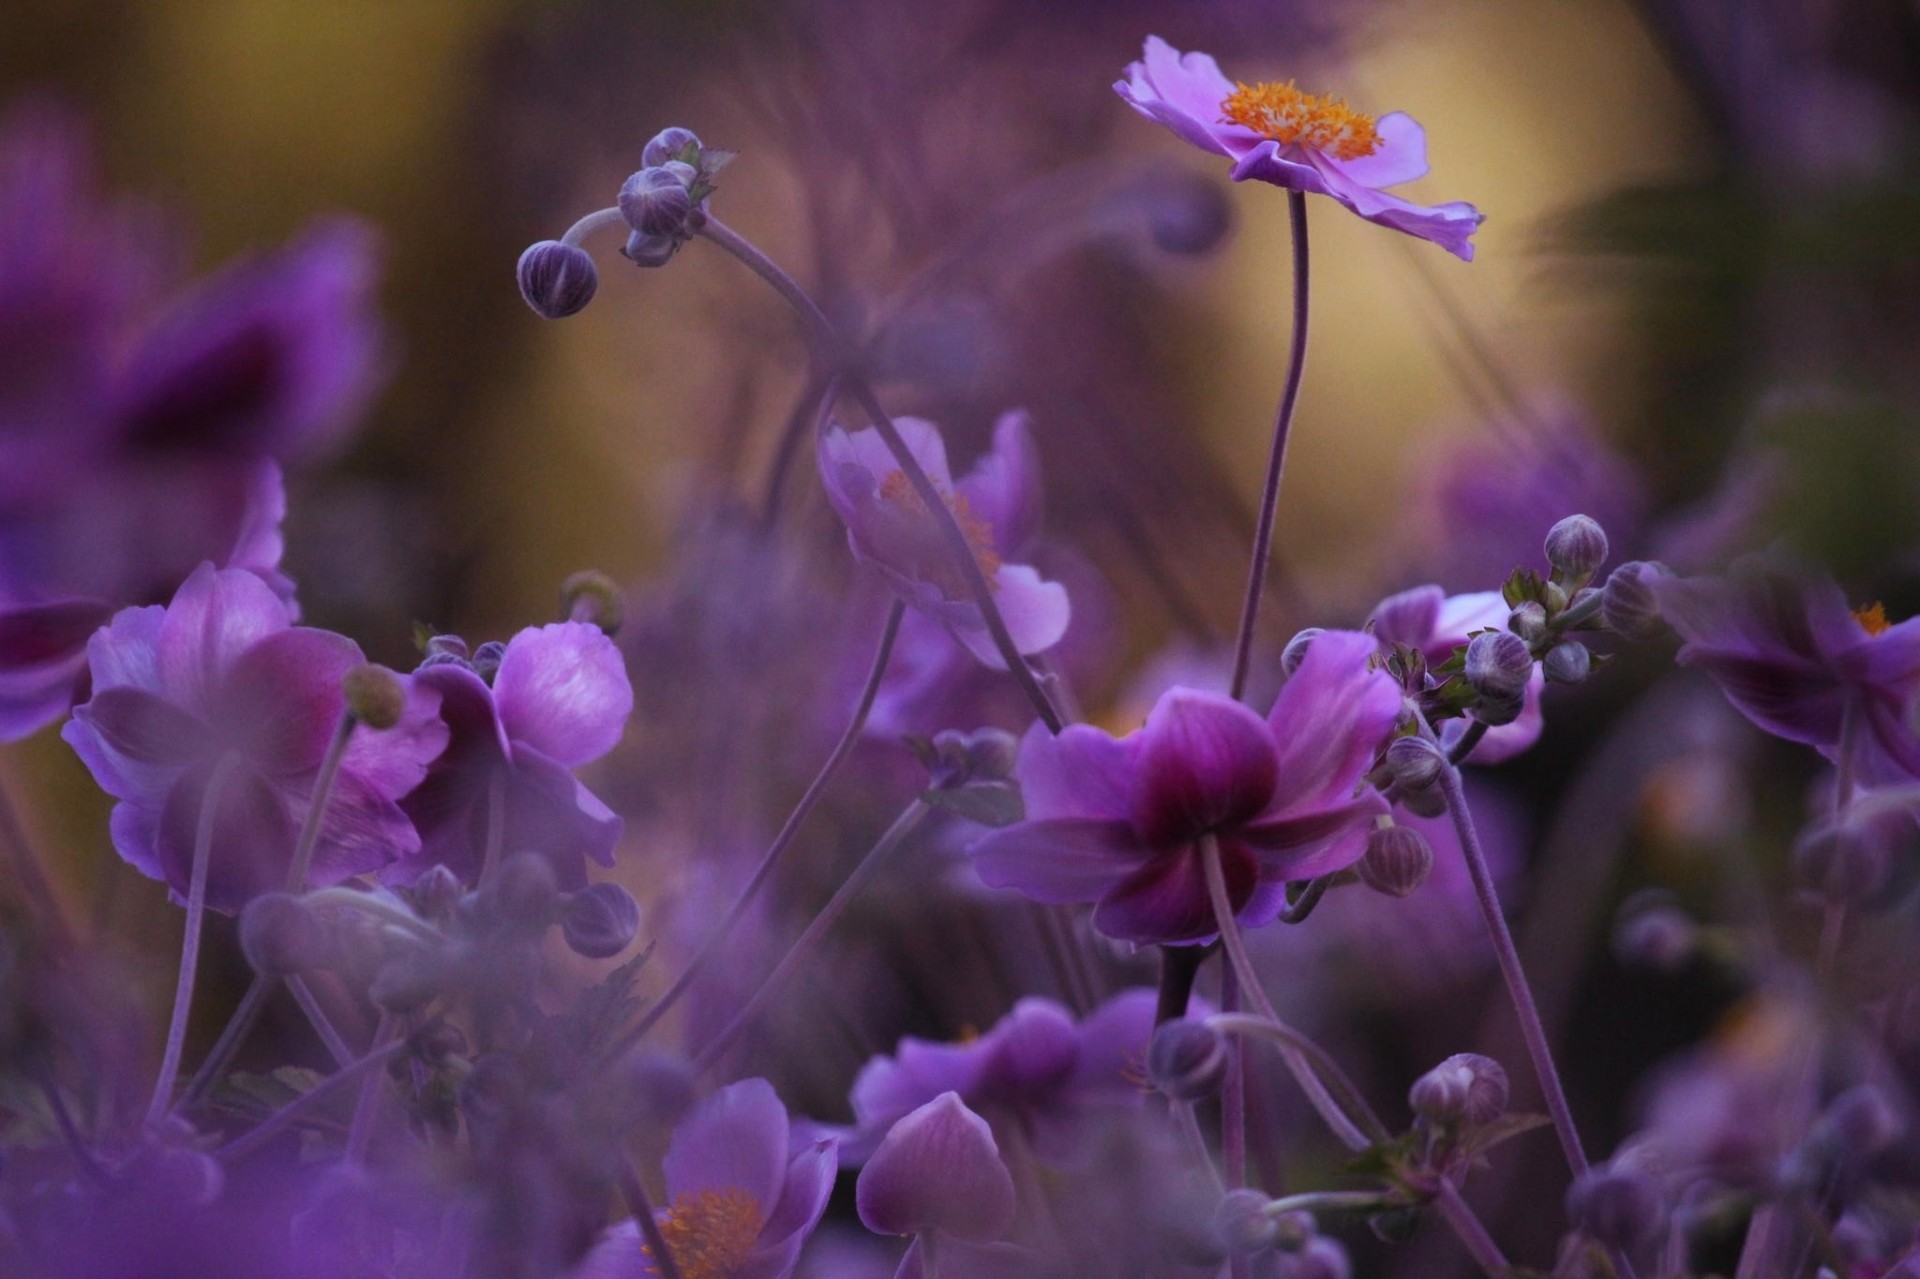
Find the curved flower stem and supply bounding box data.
[619,1163,685,1279]
[1200,837,1387,1151]
[302,887,440,942]
[1205,1013,1390,1149]
[345,1011,397,1162]
[145,753,242,1129]
[1171,1100,1225,1194]
[694,800,929,1071]
[1432,1177,1512,1277]
[1221,958,1248,1201]
[561,205,626,249]
[1154,943,1211,1025]
[694,214,1064,735]
[175,972,274,1114]
[285,714,357,893]
[1447,719,1489,766]
[1427,743,1590,1181]
[216,1035,406,1162]
[1227,191,1310,703]
[1030,902,1094,1014]
[621,601,905,1050]
[1278,875,1331,924]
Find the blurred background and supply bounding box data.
[4,0,1919,1269]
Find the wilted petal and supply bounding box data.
[1131,689,1278,845]
[494,621,633,767]
[857,1093,1015,1243]
[663,1077,791,1215]
[971,818,1149,904]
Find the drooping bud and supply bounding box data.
[1409,1053,1508,1126]
[1601,561,1666,640]
[622,230,679,269]
[239,893,333,974]
[641,126,702,168]
[617,164,697,239]
[341,663,406,730]
[856,1092,1016,1243]
[1543,640,1592,685]
[1146,1019,1230,1101]
[1566,1165,1663,1251]
[1382,735,1444,793]
[560,570,624,634]
[561,882,641,959]
[1508,601,1548,644]
[1358,823,1434,898]
[1281,628,1323,676]
[1465,631,1533,701]
[1140,172,1232,255]
[1213,1189,1280,1256]
[516,240,599,320]
[471,641,507,682]
[1545,514,1609,581]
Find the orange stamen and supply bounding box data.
[1220,81,1382,161]
[646,1189,763,1279]
[877,469,1003,580]
[1854,602,1891,635]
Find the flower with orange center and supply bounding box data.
[1115,36,1485,260]
[645,1189,763,1279]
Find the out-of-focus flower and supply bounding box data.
[1652,556,1920,788]
[856,1092,1017,1244]
[61,563,445,912]
[571,1078,837,1279]
[1114,37,1483,259]
[1369,585,1545,763]
[818,411,1068,670]
[390,622,633,889]
[972,631,1399,945]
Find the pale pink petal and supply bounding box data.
[493,622,633,767]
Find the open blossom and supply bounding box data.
[571,1078,836,1279]
[61,563,446,912]
[1114,36,1484,259]
[818,410,1069,670]
[1652,556,1920,788]
[971,630,1401,945]
[388,622,633,888]
[1369,584,1544,763]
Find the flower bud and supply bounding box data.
[618,165,696,238]
[561,569,624,634]
[1508,601,1548,643]
[641,126,702,168]
[1143,173,1231,255]
[1383,735,1444,793]
[1545,514,1609,580]
[1612,898,1696,971]
[471,640,507,682]
[1281,628,1323,676]
[516,240,598,320]
[1213,1189,1280,1256]
[1543,640,1591,685]
[341,663,407,730]
[1358,824,1434,898]
[239,893,332,974]
[1567,1165,1662,1251]
[1409,1053,1508,1126]
[1465,631,1533,700]
[1146,1019,1230,1101]
[1817,1085,1903,1160]
[562,882,642,959]
[1601,561,1665,639]
[856,1092,1016,1243]
[623,230,679,269]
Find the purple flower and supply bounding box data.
[970,630,1401,945]
[818,411,1069,669]
[1652,556,1920,788]
[60,563,446,912]
[1115,37,1484,260]
[389,622,633,888]
[856,1092,1016,1244]
[571,1078,837,1279]
[1368,585,1544,763]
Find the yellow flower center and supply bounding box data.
[1220,81,1382,161]
[1854,601,1891,635]
[646,1189,764,1279]
[878,469,1003,580]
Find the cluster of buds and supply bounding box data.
[516,126,733,319]
[1211,1190,1349,1278]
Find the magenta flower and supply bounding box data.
[389,622,633,888]
[61,563,446,913]
[818,410,1069,669]
[1652,556,1920,788]
[571,1078,837,1279]
[972,630,1400,945]
[1368,585,1544,763]
[1114,36,1484,260]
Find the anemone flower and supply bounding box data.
[61,563,445,912]
[971,630,1400,945]
[818,411,1068,669]
[1114,36,1483,260]
[1368,584,1544,763]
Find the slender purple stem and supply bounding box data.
[285,714,357,893]
[176,972,274,1114]
[621,601,905,1049]
[620,1164,685,1279]
[345,1011,397,1162]
[1433,1177,1511,1276]
[216,1035,406,1162]
[288,973,356,1069]
[1227,191,1311,702]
